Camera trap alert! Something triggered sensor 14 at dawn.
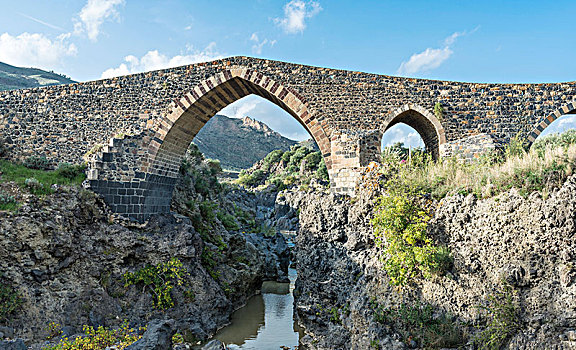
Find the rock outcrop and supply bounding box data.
[294,176,576,349]
[0,163,289,350]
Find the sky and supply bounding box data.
[1,0,575,145]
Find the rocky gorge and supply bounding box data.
[0,146,296,349]
[293,175,576,349]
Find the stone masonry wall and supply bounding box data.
[1,56,575,220]
[0,56,574,168]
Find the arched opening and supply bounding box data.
[528,101,576,144]
[144,71,330,179]
[381,123,425,156]
[531,113,576,146]
[381,105,446,159]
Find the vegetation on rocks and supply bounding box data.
[0,159,85,194]
[236,144,329,190]
[373,130,576,201]
[0,277,22,321]
[123,258,193,310]
[43,322,142,350]
[473,283,521,350]
[371,193,452,286]
[370,299,465,348]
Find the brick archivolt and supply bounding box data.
[143,69,332,178]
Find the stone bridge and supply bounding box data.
[0,56,575,221]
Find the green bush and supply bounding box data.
[0,191,18,211]
[56,163,86,180]
[303,152,321,170]
[532,129,576,155]
[206,159,222,176]
[263,150,284,170]
[281,150,294,162]
[370,299,465,348]
[123,258,191,310]
[43,321,142,350]
[199,201,217,223]
[217,211,239,231]
[25,177,49,195]
[473,284,521,350]
[316,159,329,181]
[23,156,51,170]
[237,169,266,187]
[0,278,22,321]
[371,193,452,286]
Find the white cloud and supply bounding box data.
[274,0,322,34]
[101,43,223,78]
[74,0,125,41]
[0,32,77,69]
[397,28,477,76]
[397,47,453,76]
[382,124,424,149]
[250,33,276,55]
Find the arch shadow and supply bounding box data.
[381,104,446,159]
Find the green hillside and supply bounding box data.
[0,61,76,91]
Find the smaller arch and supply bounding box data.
[527,100,576,144]
[382,104,446,159]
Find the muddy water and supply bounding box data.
[212,266,303,349]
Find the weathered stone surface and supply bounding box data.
[0,186,288,348]
[0,339,27,350]
[294,176,576,349]
[125,319,175,350]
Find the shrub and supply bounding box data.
[0,279,22,321]
[217,211,239,231]
[472,284,521,350]
[0,191,18,211]
[206,159,222,176]
[25,177,47,194]
[316,159,329,181]
[263,150,284,170]
[281,150,294,162]
[56,163,86,180]
[303,152,322,170]
[23,156,51,170]
[123,258,191,310]
[434,102,445,120]
[43,321,142,350]
[371,193,452,285]
[237,169,266,187]
[370,299,465,348]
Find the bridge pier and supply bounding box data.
[329,130,381,195]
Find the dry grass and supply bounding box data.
[380,132,576,200]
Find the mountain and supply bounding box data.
[0,62,76,91]
[194,115,300,170]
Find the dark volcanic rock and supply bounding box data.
[0,186,287,348]
[294,176,576,349]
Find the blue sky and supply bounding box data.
[1,0,575,144]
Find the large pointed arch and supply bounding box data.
[527,100,576,144]
[141,68,332,178]
[382,104,446,159]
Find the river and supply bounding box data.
[206,233,303,349]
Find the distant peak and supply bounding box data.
[242,116,274,134]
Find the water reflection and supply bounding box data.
[211,267,302,350]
